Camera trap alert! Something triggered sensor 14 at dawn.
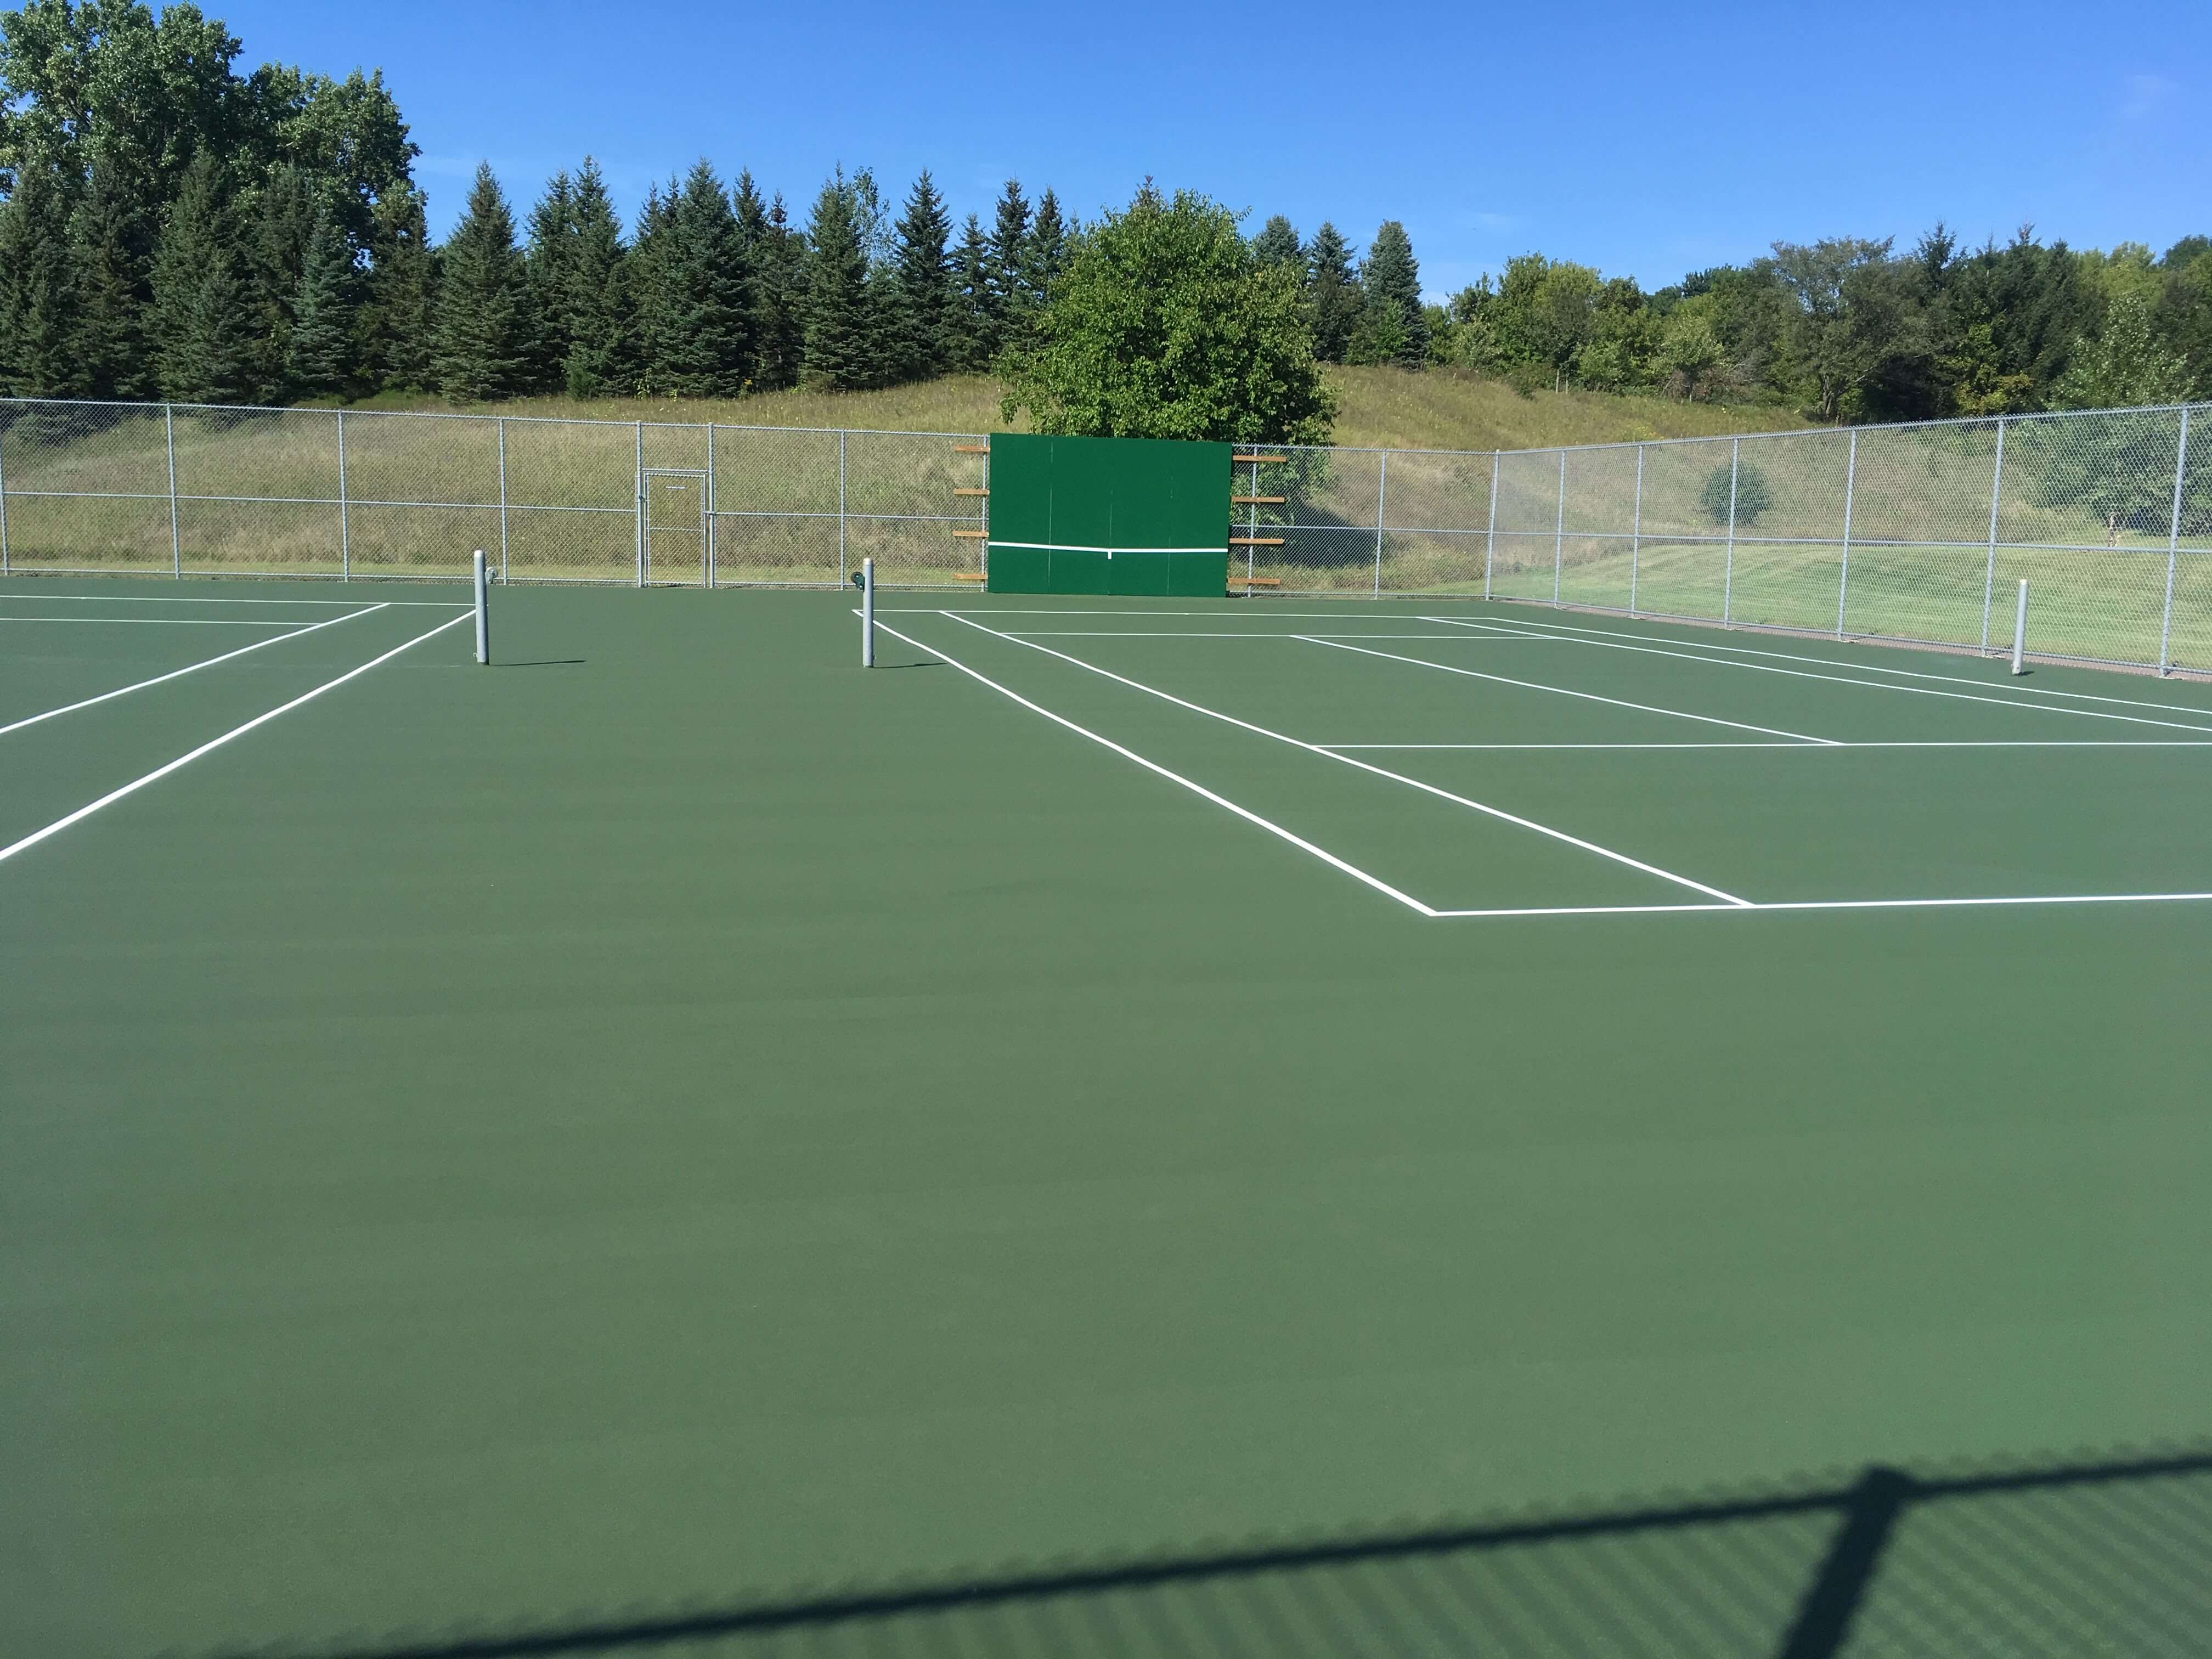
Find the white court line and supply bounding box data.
[0,591,467,606]
[1,603,390,738]
[868,618,1438,916]
[1318,740,2212,751]
[0,616,318,626]
[1424,616,2212,736]
[1000,630,1511,640]
[939,612,1751,906]
[1296,636,1841,745]
[0,612,471,869]
[1426,893,2212,918]
[1448,607,2212,719]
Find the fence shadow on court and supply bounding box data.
[226,1443,2211,1659]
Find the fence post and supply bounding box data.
[1723,437,1739,625]
[1483,450,1498,600]
[0,409,10,574]
[165,404,181,577]
[1836,428,1858,638]
[2161,407,2192,675]
[496,416,509,582]
[1245,456,1259,588]
[1629,444,1645,616]
[706,422,717,588]
[336,410,349,580]
[1551,450,1566,606]
[1980,417,2006,653]
[1372,449,1388,596]
[634,420,645,587]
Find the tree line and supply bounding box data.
[2,2,2205,432]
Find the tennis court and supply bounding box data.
[5,575,2210,1656]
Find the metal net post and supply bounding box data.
[1980,417,2007,652]
[861,556,874,665]
[2161,407,2192,674]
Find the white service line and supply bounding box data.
[1296,635,1840,745]
[868,618,1439,916]
[0,611,471,869]
[1446,607,2212,719]
[1,604,391,738]
[1000,631,1505,640]
[1425,891,2212,918]
[0,591,468,606]
[0,616,318,626]
[940,612,1751,906]
[1423,616,2212,736]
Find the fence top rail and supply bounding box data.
[0,395,2203,466]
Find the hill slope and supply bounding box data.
[371,369,1815,453]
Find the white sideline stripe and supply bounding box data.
[0,616,319,627]
[1296,636,1841,745]
[0,603,390,738]
[867,618,1439,916]
[1448,608,2212,718]
[1427,893,2212,918]
[0,592,469,607]
[1424,616,2212,736]
[1318,740,2212,751]
[0,612,472,870]
[986,541,1225,555]
[1001,630,1509,640]
[941,612,1752,907]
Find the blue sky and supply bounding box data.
[217,0,2209,297]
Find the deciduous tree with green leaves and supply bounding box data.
[998,183,1335,446]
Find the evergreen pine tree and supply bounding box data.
[1305,221,1359,364]
[69,163,156,400]
[562,159,630,398]
[285,212,358,399]
[1351,221,1427,365]
[151,154,256,403]
[1024,188,1071,309]
[246,164,319,395]
[981,179,1032,353]
[652,161,754,396]
[0,160,87,398]
[1251,215,1301,269]
[756,193,808,391]
[888,169,954,383]
[628,179,678,394]
[951,213,991,371]
[523,170,579,391]
[432,163,535,403]
[363,185,438,392]
[802,171,871,390]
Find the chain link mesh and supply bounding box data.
[3,396,2207,670]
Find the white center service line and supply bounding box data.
[939,612,1751,907]
[0,612,471,868]
[0,604,394,739]
[1295,635,1840,744]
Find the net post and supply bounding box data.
[473,550,489,665]
[2011,578,2028,675]
[861,556,874,668]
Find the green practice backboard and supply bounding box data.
[986,433,1231,596]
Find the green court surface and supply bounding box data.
[4,577,2209,1657]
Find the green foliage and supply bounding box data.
[2051,292,2193,410]
[1348,221,1426,366]
[634,161,753,398]
[0,156,84,396]
[1251,214,1300,269]
[1305,221,1358,364]
[432,163,534,403]
[887,169,955,385]
[997,183,1336,447]
[802,168,874,391]
[284,211,357,397]
[67,160,153,398]
[151,151,256,402]
[360,184,436,392]
[1700,458,1772,526]
[949,213,990,373]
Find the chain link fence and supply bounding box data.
[3,395,2206,672]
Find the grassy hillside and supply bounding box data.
[358,368,1816,454]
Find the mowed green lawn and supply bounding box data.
[3,579,2209,1656]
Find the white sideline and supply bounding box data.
[0,604,391,738]
[1426,893,2212,918]
[0,612,472,869]
[1438,608,2212,718]
[867,618,1439,916]
[1423,616,2212,736]
[1296,636,1840,744]
[1001,631,1514,640]
[940,612,1751,906]
[1318,740,2212,751]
